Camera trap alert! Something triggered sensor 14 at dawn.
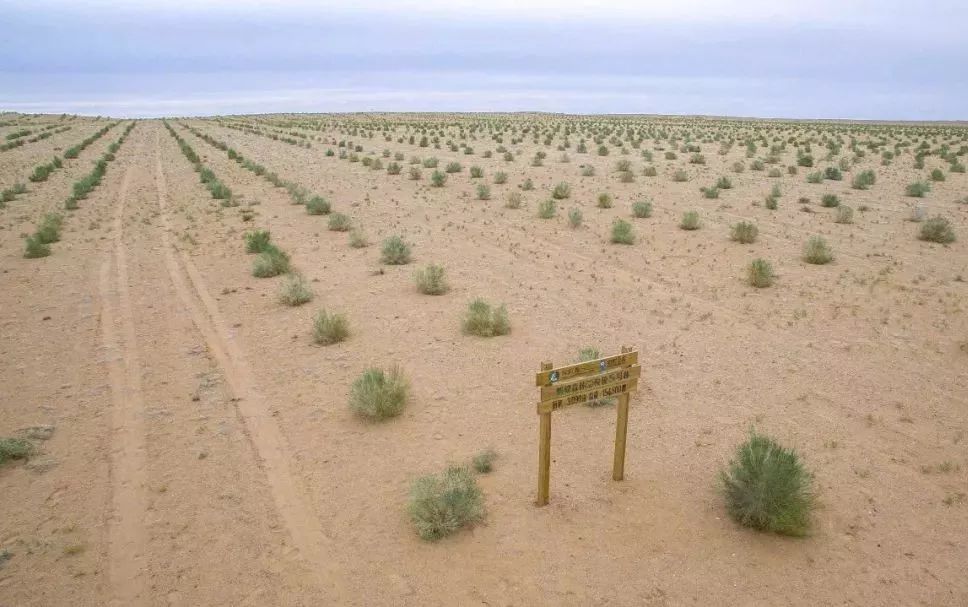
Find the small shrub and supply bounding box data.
[493,171,507,184]
[279,273,313,306]
[244,230,271,253]
[721,431,814,536]
[476,184,491,200]
[820,194,839,208]
[747,259,774,288]
[568,208,583,228]
[803,236,833,264]
[610,219,635,244]
[731,221,758,244]
[252,245,290,277]
[823,167,842,181]
[906,181,931,197]
[381,235,412,265]
[445,161,462,173]
[0,437,33,464]
[672,170,689,182]
[306,196,331,215]
[631,200,653,218]
[521,178,534,191]
[919,216,955,244]
[349,367,407,419]
[851,170,876,190]
[387,162,402,175]
[23,235,50,259]
[538,199,557,219]
[349,227,368,248]
[552,182,571,200]
[462,299,510,337]
[643,165,658,177]
[930,168,945,182]
[431,170,447,187]
[834,206,854,224]
[408,465,484,541]
[506,192,523,209]
[470,166,483,178]
[701,186,720,199]
[597,192,613,208]
[409,167,422,180]
[328,213,351,231]
[472,449,497,473]
[680,210,701,230]
[414,264,449,295]
[716,176,733,189]
[806,171,823,184]
[312,309,349,345]
[35,213,63,244]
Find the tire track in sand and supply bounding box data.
[150,128,341,595]
[101,160,149,606]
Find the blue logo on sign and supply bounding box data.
[550,371,559,383]
[599,360,607,372]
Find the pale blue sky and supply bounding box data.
[1,0,966,119]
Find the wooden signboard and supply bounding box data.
[534,346,639,506]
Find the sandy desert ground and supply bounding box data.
[0,112,966,606]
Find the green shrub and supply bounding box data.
[312,309,349,345]
[597,193,613,208]
[930,168,945,182]
[521,178,534,191]
[349,367,407,419]
[803,236,833,264]
[631,200,653,218]
[731,221,758,244]
[506,192,523,209]
[701,186,720,199]
[445,161,462,173]
[643,165,658,177]
[387,162,402,175]
[906,181,931,197]
[306,196,331,215]
[538,199,557,219]
[23,235,51,259]
[422,157,438,168]
[919,216,955,244]
[552,182,571,200]
[328,213,351,231]
[476,184,491,200]
[244,230,271,253]
[0,437,34,464]
[716,176,733,189]
[252,245,290,277]
[610,219,635,244]
[820,194,839,208]
[823,167,842,181]
[408,465,484,541]
[568,208,583,228]
[472,449,497,473]
[414,264,449,295]
[834,206,854,224]
[279,273,313,306]
[680,210,701,230]
[747,259,774,287]
[431,170,447,187]
[349,227,368,248]
[409,167,422,180]
[381,235,412,265]
[806,171,822,183]
[851,170,876,190]
[462,299,510,337]
[35,213,63,244]
[721,431,814,536]
[470,166,483,178]
[494,171,508,184]
[672,170,689,182]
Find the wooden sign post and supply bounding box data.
[534,346,639,506]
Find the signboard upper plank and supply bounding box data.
[540,365,641,402]
[534,351,638,386]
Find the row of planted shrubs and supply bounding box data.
[163,121,232,201]
[24,123,136,258]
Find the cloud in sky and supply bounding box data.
[1,0,966,119]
